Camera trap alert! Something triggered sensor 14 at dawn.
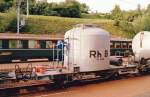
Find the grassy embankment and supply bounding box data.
[0,13,134,38]
[26,15,133,38]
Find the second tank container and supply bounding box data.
[132,31,150,62]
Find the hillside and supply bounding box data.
[0,13,134,38]
[25,15,133,38]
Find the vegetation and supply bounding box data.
[0,0,150,38]
[0,13,133,38]
[110,4,150,35]
[0,8,16,32]
[133,4,150,33]
[0,0,14,12]
[0,0,89,18]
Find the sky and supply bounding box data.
[47,0,150,13]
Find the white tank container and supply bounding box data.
[132,31,150,61]
[64,24,110,72]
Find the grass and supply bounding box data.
[25,15,132,38]
[0,13,133,38]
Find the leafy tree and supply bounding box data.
[137,4,142,16]
[0,15,5,32]
[58,0,81,17]
[21,0,84,18]
[0,0,13,12]
[111,5,123,20]
[146,4,150,14]
[0,8,16,32]
[133,16,144,33]
[132,4,150,33]
[80,3,89,13]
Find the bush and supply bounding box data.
[133,14,150,34]
[21,0,85,18]
[0,8,16,32]
[142,14,150,31]
[119,21,135,37]
[0,1,13,12]
[113,19,120,26]
[0,16,5,32]
[6,17,17,32]
[132,16,144,33]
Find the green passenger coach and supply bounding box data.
[0,33,64,63]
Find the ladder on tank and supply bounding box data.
[51,40,64,69]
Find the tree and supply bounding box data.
[0,0,13,12]
[80,3,89,13]
[0,0,88,18]
[111,5,123,20]
[0,8,16,32]
[63,0,81,17]
[137,4,142,16]
[146,4,150,15]
[51,0,81,17]
[133,4,150,33]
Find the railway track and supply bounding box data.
[0,73,147,96]
[0,80,54,96]
[0,61,149,96]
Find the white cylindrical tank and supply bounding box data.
[132,31,150,61]
[64,24,110,72]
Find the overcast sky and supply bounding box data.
[47,0,150,13]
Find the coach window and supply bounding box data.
[128,43,132,48]
[46,41,53,49]
[21,40,28,49]
[29,40,40,49]
[115,42,121,48]
[122,42,127,48]
[110,42,115,48]
[40,40,46,49]
[36,41,40,48]
[9,40,23,48]
[0,40,2,48]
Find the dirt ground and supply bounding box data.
[21,75,150,97]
